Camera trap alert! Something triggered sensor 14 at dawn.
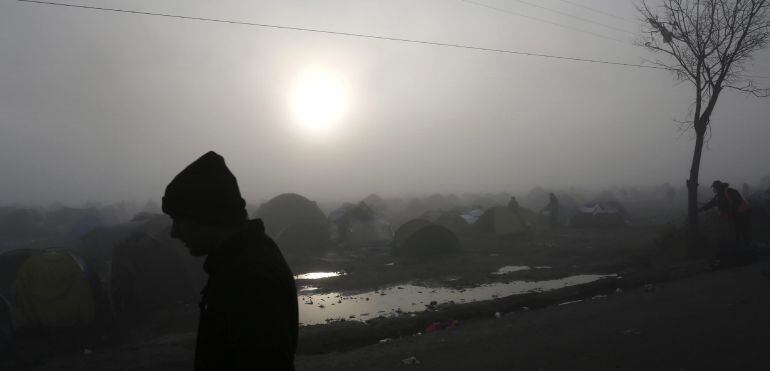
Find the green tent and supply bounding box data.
[10,251,96,329]
[0,249,40,298]
[476,206,535,237]
[393,219,434,248]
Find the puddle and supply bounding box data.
[299,286,320,292]
[294,271,347,280]
[298,274,615,325]
[491,265,552,275]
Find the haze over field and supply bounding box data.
[1,0,769,206]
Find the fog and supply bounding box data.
[1,0,769,206]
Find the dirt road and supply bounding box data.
[296,262,770,370]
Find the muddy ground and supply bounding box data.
[289,224,690,293]
[297,261,770,370]
[4,223,755,370]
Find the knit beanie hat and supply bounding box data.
[162,151,247,226]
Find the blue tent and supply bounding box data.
[70,214,103,238]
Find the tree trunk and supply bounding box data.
[686,129,706,256]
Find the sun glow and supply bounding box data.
[290,69,349,132]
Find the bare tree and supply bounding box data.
[637,0,769,252]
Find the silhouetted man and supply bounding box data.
[699,180,752,247]
[507,196,520,212]
[540,193,559,228]
[162,151,298,371]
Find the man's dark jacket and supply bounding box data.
[701,187,750,217]
[196,219,298,370]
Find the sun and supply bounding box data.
[290,69,349,132]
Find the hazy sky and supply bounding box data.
[1,0,769,205]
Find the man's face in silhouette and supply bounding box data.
[170,218,220,256]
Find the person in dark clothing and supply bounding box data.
[162,151,298,371]
[699,180,752,247]
[540,193,560,228]
[507,197,520,212]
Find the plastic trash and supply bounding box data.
[83,349,93,356]
[426,319,460,332]
[379,338,393,344]
[494,312,502,319]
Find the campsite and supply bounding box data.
[2,0,770,369]
[1,184,769,369]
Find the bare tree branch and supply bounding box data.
[638,0,769,132]
[637,0,769,246]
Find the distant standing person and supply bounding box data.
[162,151,298,370]
[507,196,520,212]
[540,193,560,228]
[699,180,752,248]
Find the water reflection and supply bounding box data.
[298,274,615,325]
[294,271,346,280]
[491,265,552,275]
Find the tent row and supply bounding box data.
[0,213,204,354]
[0,201,160,249]
[253,193,632,258]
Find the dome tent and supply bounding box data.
[434,212,471,236]
[361,193,388,214]
[255,193,329,237]
[328,203,356,224]
[392,224,461,260]
[10,251,97,329]
[330,202,393,247]
[256,193,332,256]
[393,219,434,248]
[43,207,105,239]
[76,213,173,288]
[476,206,536,237]
[420,208,475,236]
[110,232,198,322]
[0,249,44,300]
[274,223,333,256]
